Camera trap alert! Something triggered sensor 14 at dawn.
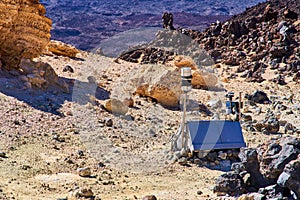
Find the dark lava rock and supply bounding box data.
[62,65,74,73]
[214,136,300,199]
[258,184,291,199]
[264,117,280,134]
[104,118,113,127]
[213,171,246,196]
[207,151,218,162]
[245,90,270,104]
[284,9,298,20]
[270,46,289,58]
[228,21,249,38]
[277,157,300,199]
[238,148,268,190]
[261,137,300,181]
[272,75,286,85]
[142,195,157,200]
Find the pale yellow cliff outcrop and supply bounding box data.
[0,0,51,69]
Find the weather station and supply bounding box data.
[172,67,246,153]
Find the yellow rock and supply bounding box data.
[104,98,128,115]
[174,55,197,70]
[44,40,80,58]
[191,70,218,88]
[0,0,52,69]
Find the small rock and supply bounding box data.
[142,195,157,200]
[0,152,6,158]
[104,118,113,127]
[194,158,201,165]
[213,171,246,196]
[123,97,134,107]
[197,190,203,195]
[178,157,187,165]
[148,129,157,137]
[218,151,227,160]
[69,188,94,198]
[77,150,84,157]
[77,167,91,177]
[104,98,128,115]
[62,65,74,73]
[245,90,270,104]
[284,123,295,134]
[207,151,218,162]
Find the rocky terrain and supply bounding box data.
[39,0,264,50]
[0,0,299,200]
[120,0,300,85]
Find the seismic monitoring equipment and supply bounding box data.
[172,68,246,152]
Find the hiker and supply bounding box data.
[162,12,175,30]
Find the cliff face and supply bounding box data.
[0,0,52,69]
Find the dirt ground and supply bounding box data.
[0,52,299,200]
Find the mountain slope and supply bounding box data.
[40,0,264,50]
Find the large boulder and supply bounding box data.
[260,136,300,181]
[238,148,268,190]
[213,171,246,196]
[133,65,181,107]
[0,0,52,69]
[112,64,217,107]
[191,70,218,89]
[19,59,69,92]
[43,40,80,58]
[277,157,300,199]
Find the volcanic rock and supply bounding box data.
[19,59,69,91]
[77,167,92,177]
[104,99,128,115]
[277,157,300,199]
[213,171,246,196]
[43,40,80,58]
[142,195,157,200]
[245,90,270,104]
[260,136,300,181]
[0,152,6,158]
[178,0,300,83]
[258,184,288,199]
[0,0,52,69]
[238,148,268,190]
[215,136,300,198]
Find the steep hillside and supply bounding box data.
[39,0,264,50]
[120,0,299,84]
[181,0,299,83]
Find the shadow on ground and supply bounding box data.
[0,71,110,115]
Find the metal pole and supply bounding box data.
[181,91,187,149]
[239,92,242,122]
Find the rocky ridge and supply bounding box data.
[181,0,300,84]
[40,0,264,50]
[119,0,299,84]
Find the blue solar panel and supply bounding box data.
[187,120,246,150]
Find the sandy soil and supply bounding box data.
[0,52,299,200]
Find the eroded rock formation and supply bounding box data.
[0,0,52,69]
